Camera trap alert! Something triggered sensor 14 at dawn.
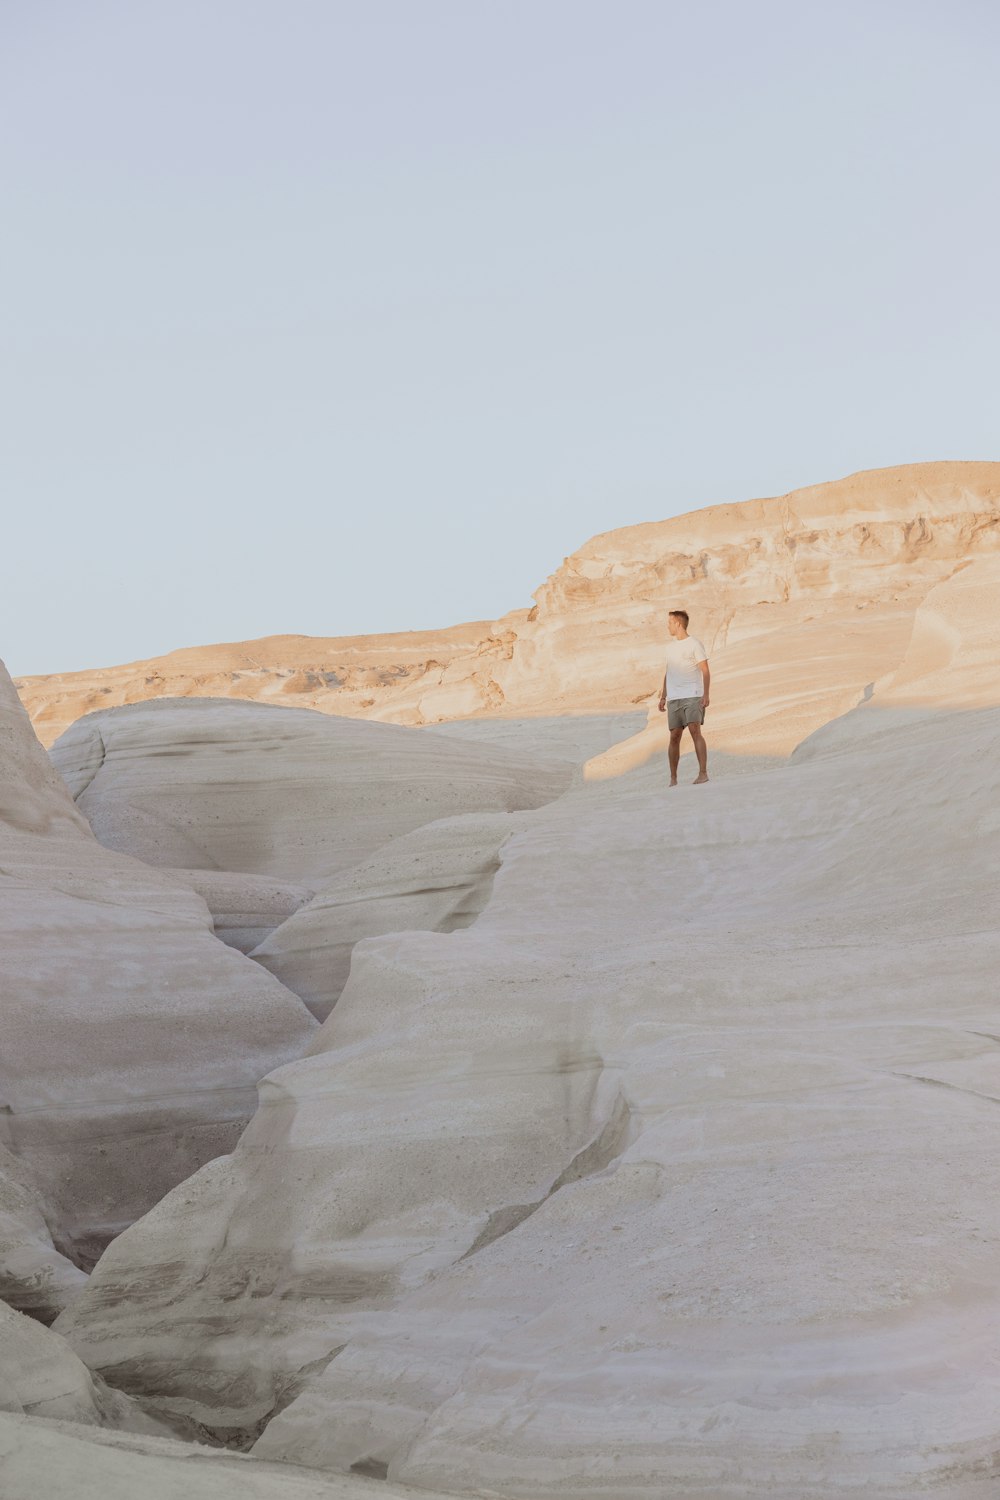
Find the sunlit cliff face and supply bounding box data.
[12,461,1000,750]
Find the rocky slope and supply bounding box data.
[53,555,1000,1495]
[50,700,571,886]
[16,462,1000,746]
[48,699,572,974]
[0,1146,86,1323]
[0,662,316,1270]
[0,1303,167,1433]
[0,1412,458,1500]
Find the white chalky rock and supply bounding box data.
[0,1410,458,1500]
[0,1145,86,1323]
[59,603,1000,1493]
[50,699,571,886]
[0,661,316,1267]
[0,1303,165,1433]
[252,812,518,1019]
[176,870,318,954]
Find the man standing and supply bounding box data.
[658,609,710,785]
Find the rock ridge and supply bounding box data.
[15,461,1000,744]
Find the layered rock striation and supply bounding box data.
[0,1145,86,1324]
[16,462,1000,746]
[49,699,572,971]
[50,699,570,887]
[0,1410,458,1500]
[252,812,520,1020]
[55,560,1000,1493]
[0,1303,167,1433]
[8,463,1000,1497]
[0,661,316,1269]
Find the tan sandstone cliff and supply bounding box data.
[16,462,1000,748]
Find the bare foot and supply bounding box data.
[669,779,678,788]
[692,774,709,784]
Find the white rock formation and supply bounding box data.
[0,1303,165,1433]
[0,1411,457,1500]
[0,1145,86,1323]
[252,812,519,1019]
[8,471,1000,1497]
[251,714,643,1020]
[50,699,571,888]
[15,462,1000,744]
[0,661,316,1267]
[425,710,646,760]
[177,871,318,954]
[55,550,1000,1493]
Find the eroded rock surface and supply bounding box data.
[0,1303,165,1433]
[50,699,571,887]
[13,470,1000,1496]
[0,1145,86,1323]
[56,553,1000,1493]
[177,871,318,955]
[252,812,518,1019]
[16,461,1000,744]
[248,716,635,1020]
[0,1411,456,1500]
[56,940,625,1442]
[0,661,316,1267]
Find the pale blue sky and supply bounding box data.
[3,0,998,676]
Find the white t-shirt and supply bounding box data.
[665,635,708,699]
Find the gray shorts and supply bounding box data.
[667,696,705,731]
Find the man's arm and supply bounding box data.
[699,660,710,709]
[658,671,667,712]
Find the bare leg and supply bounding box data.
[668,727,683,786]
[688,723,709,782]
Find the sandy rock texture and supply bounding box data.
[50,699,571,885]
[55,547,1000,1495]
[425,710,646,760]
[0,1303,166,1434]
[0,1413,458,1500]
[49,700,571,969]
[0,1145,86,1323]
[249,719,639,1022]
[176,870,318,954]
[250,715,640,1019]
[0,661,316,1268]
[15,462,1000,748]
[866,552,1000,711]
[8,465,1000,1498]
[791,554,1000,762]
[16,617,497,747]
[252,812,519,1020]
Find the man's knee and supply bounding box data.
[687,721,704,739]
[669,726,684,744]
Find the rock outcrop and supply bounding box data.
[0,1303,166,1433]
[252,812,518,1020]
[177,871,318,955]
[8,464,1000,1497]
[0,661,316,1268]
[15,462,1000,745]
[54,549,1000,1493]
[50,699,571,886]
[0,1145,86,1323]
[792,554,1000,761]
[0,1411,456,1500]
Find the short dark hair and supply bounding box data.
[669,609,689,628]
